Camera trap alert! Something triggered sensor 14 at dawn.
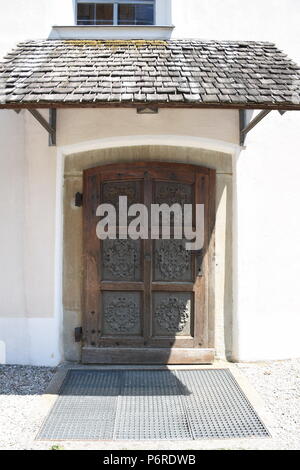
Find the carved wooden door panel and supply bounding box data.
[82,162,215,364]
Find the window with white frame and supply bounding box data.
[76,0,155,26]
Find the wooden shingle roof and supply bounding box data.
[0,39,300,109]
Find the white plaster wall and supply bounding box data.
[0,1,73,58]
[0,109,61,365]
[58,108,239,146]
[0,1,300,363]
[0,317,61,366]
[173,0,300,62]
[0,0,172,57]
[0,110,33,364]
[169,0,300,361]
[232,111,300,361]
[0,0,299,59]
[0,111,25,319]
[172,0,300,361]
[0,107,237,365]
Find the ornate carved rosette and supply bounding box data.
[103,182,137,207]
[103,239,138,279]
[156,239,190,279]
[105,297,139,333]
[155,296,190,333]
[156,182,191,206]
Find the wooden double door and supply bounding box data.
[82,162,215,364]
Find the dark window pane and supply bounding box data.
[118,4,154,25]
[96,4,114,25]
[77,3,95,25]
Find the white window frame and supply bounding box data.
[76,0,156,26]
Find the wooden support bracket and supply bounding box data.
[240,109,274,145]
[28,109,57,146]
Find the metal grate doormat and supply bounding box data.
[37,369,270,440]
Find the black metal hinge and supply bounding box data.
[75,192,83,207]
[74,327,83,343]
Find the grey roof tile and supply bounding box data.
[6,94,25,101]
[134,93,146,101]
[0,39,299,108]
[121,93,134,101]
[184,93,201,102]
[202,94,220,103]
[169,94,184,101]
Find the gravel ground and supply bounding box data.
[0,360,299,450]
[0,365,56,450]
[236,359,300,449]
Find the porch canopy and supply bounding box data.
[0,39,299,110]
[0,39,299,146]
